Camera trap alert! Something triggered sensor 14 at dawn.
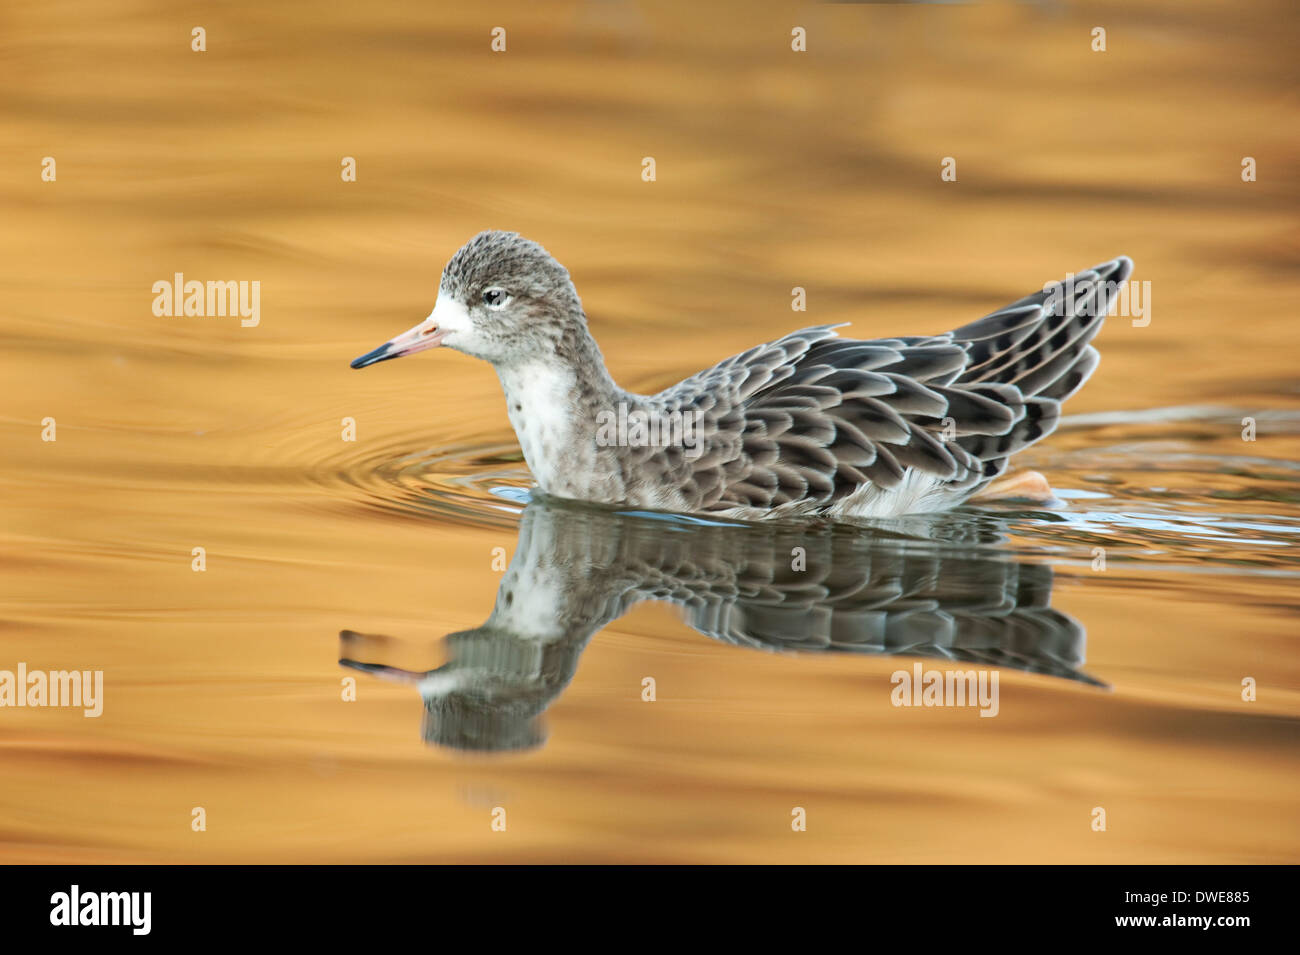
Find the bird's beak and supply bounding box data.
[350,316,448,369]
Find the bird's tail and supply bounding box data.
[948,256,1134,474]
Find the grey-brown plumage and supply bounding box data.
[351,231,1133,519]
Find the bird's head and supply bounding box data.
[351,231,585,369]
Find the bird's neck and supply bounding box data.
[494,324,625,497]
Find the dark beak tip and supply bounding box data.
[350,344,392,369]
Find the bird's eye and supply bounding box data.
[482,288,510,309]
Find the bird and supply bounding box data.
[351,231,1133,519]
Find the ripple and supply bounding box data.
[315,437,532,530]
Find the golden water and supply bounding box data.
[1,0,1297,862]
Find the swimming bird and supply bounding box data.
[351,231,1132,519]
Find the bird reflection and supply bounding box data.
[341,497,1100,753]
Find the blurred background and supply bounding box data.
[0,0,1297,862]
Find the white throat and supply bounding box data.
[496,361,581,493]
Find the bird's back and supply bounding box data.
[621,257,1132,518]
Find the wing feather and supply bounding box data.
[639,258,1131,512]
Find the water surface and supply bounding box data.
[1,0,1297,862]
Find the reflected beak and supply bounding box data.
[338,659,426,685]
[350,318,448,369]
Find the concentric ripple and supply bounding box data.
[312,435,534,529]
